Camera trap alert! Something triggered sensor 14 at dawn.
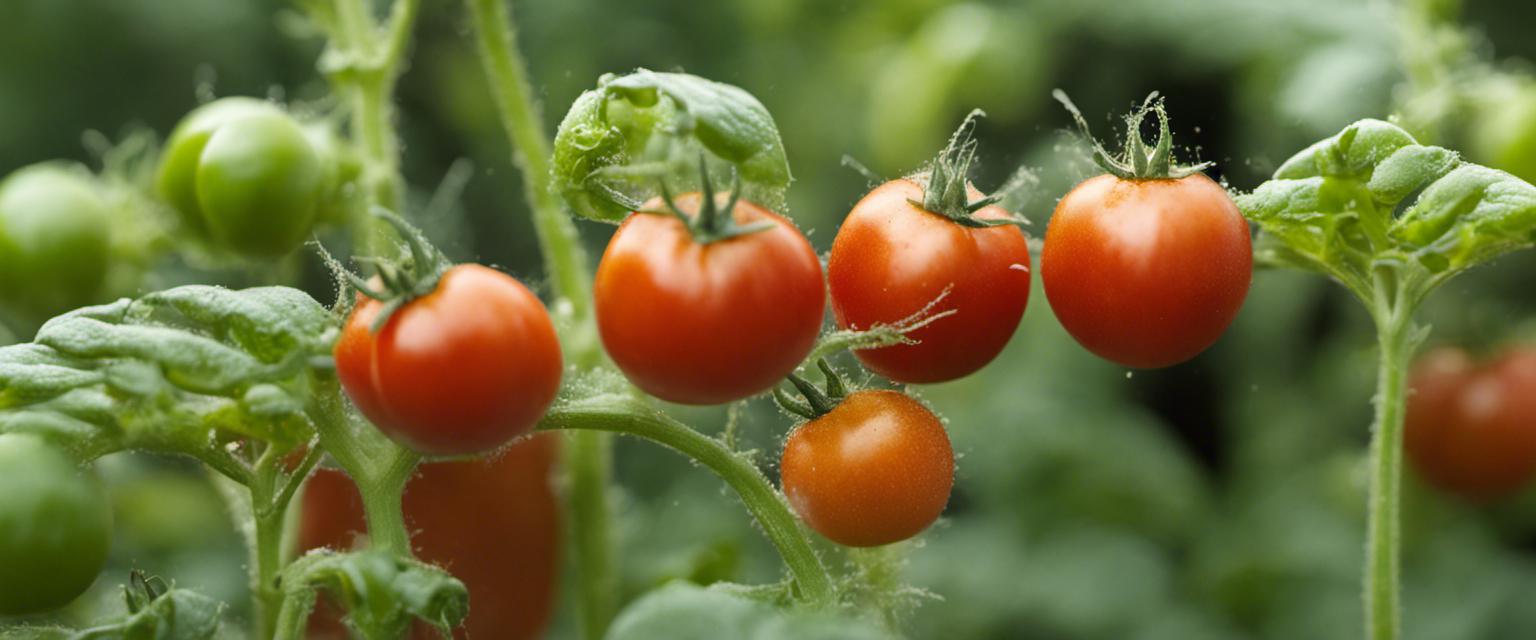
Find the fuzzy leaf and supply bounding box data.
[552,69,791,222]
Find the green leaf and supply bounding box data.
[606,582,896,640]
[125,286,334,364]
[1237,118,1536,299]
[552,69,792,222]
[35,586,227,640]
[1391,164,1536,272]
[282,550,469,639]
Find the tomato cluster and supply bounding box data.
[158,97,351,257]
[1405,346,1536,500]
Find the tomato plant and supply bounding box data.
[1041,94,1252,369]
[299,434,561,640]
[828,115,1032,383]
[594,187,824,405]
[0,163,113,318]
[336,258,563,456]
[776,368,954,547]
[0,433,112,616]
[1404,346,1536,500]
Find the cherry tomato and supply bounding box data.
[0,163,113,318]
[1040,173,1252,368]
[1405,346,1536,500]
[334,264,563,456]
[828,179,1030,383]
[195,110,323,256]
[299,434,561,640]
[779,390,953,547]
[157,97,283,235]
[594,194,825,404]
[0,433,112,615]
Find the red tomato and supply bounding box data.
[828,179,1031,383]
[594,194,825,404]
[1405,346,1536,500]
[1040,173,1251,368]
[299,434,562,640]
[334,264,563,455]
[779,390,954,547]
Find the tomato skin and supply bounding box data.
[594,194,825,405]
[779,390,954,547]
[1405,347,1536,500]
[334,264,563,456]
[828,179,1031,383]
[0,434,112,615]
[0,163,113,317]
[1040,173,1252,368]
[299,434,562,640]
[195,111,323,256]
[157,97,283,235]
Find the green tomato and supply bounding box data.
[195,110,323,256]
[0,433,112,615]
[0,163,113,317]
[156,97,283,235]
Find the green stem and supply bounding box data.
[271,592,314,640]
[539,396,838,608]
[464,2,617,637]
[358,449,417,556]
[308,384,420,557]
[464,0,594,325]
[1364,291,1418,640]
[566,429,617,637]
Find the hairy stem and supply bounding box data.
[1364,292,1417,640]
[465,1,617,637]
[539,396,838,608]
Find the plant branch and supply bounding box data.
[538,395,838,608]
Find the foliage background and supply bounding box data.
[5,0,1536,637]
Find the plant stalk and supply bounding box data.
[539,396,838,608]
[1364,295,1417,640]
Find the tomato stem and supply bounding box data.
[538,395,839,608]
[1052,89,1212,181]
[1364,282,1421,640]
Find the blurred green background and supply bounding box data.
[6,0,1536,638]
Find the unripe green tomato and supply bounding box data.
[156,97,283,235]
[1472,86,1536,184]
[0,433,112,615]
[195,111,323,256]
[0,163,113,317]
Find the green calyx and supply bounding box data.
[644,157,775,244]
[338,208,452,332]
[1054,89,1212,181]
[773,359,850,420]
[905,110,1030,229]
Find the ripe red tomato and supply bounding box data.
[1405,346,1536,500]
[828,179,1030,383]
[334,264,563,455]
[594,194,825,405]
[779,390,954,547]
[1040,173,1251,368]
[299,434,562,640]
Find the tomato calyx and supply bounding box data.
[1053,90,1212,181]
[907,110,1031,229]
[335,208,452,332]
[642,157,775,244]
[773,359,850,420]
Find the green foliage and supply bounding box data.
[280,550,468,639]
[0,285,336,462]
[1239,119,1536,302]
[552,70,791,222]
